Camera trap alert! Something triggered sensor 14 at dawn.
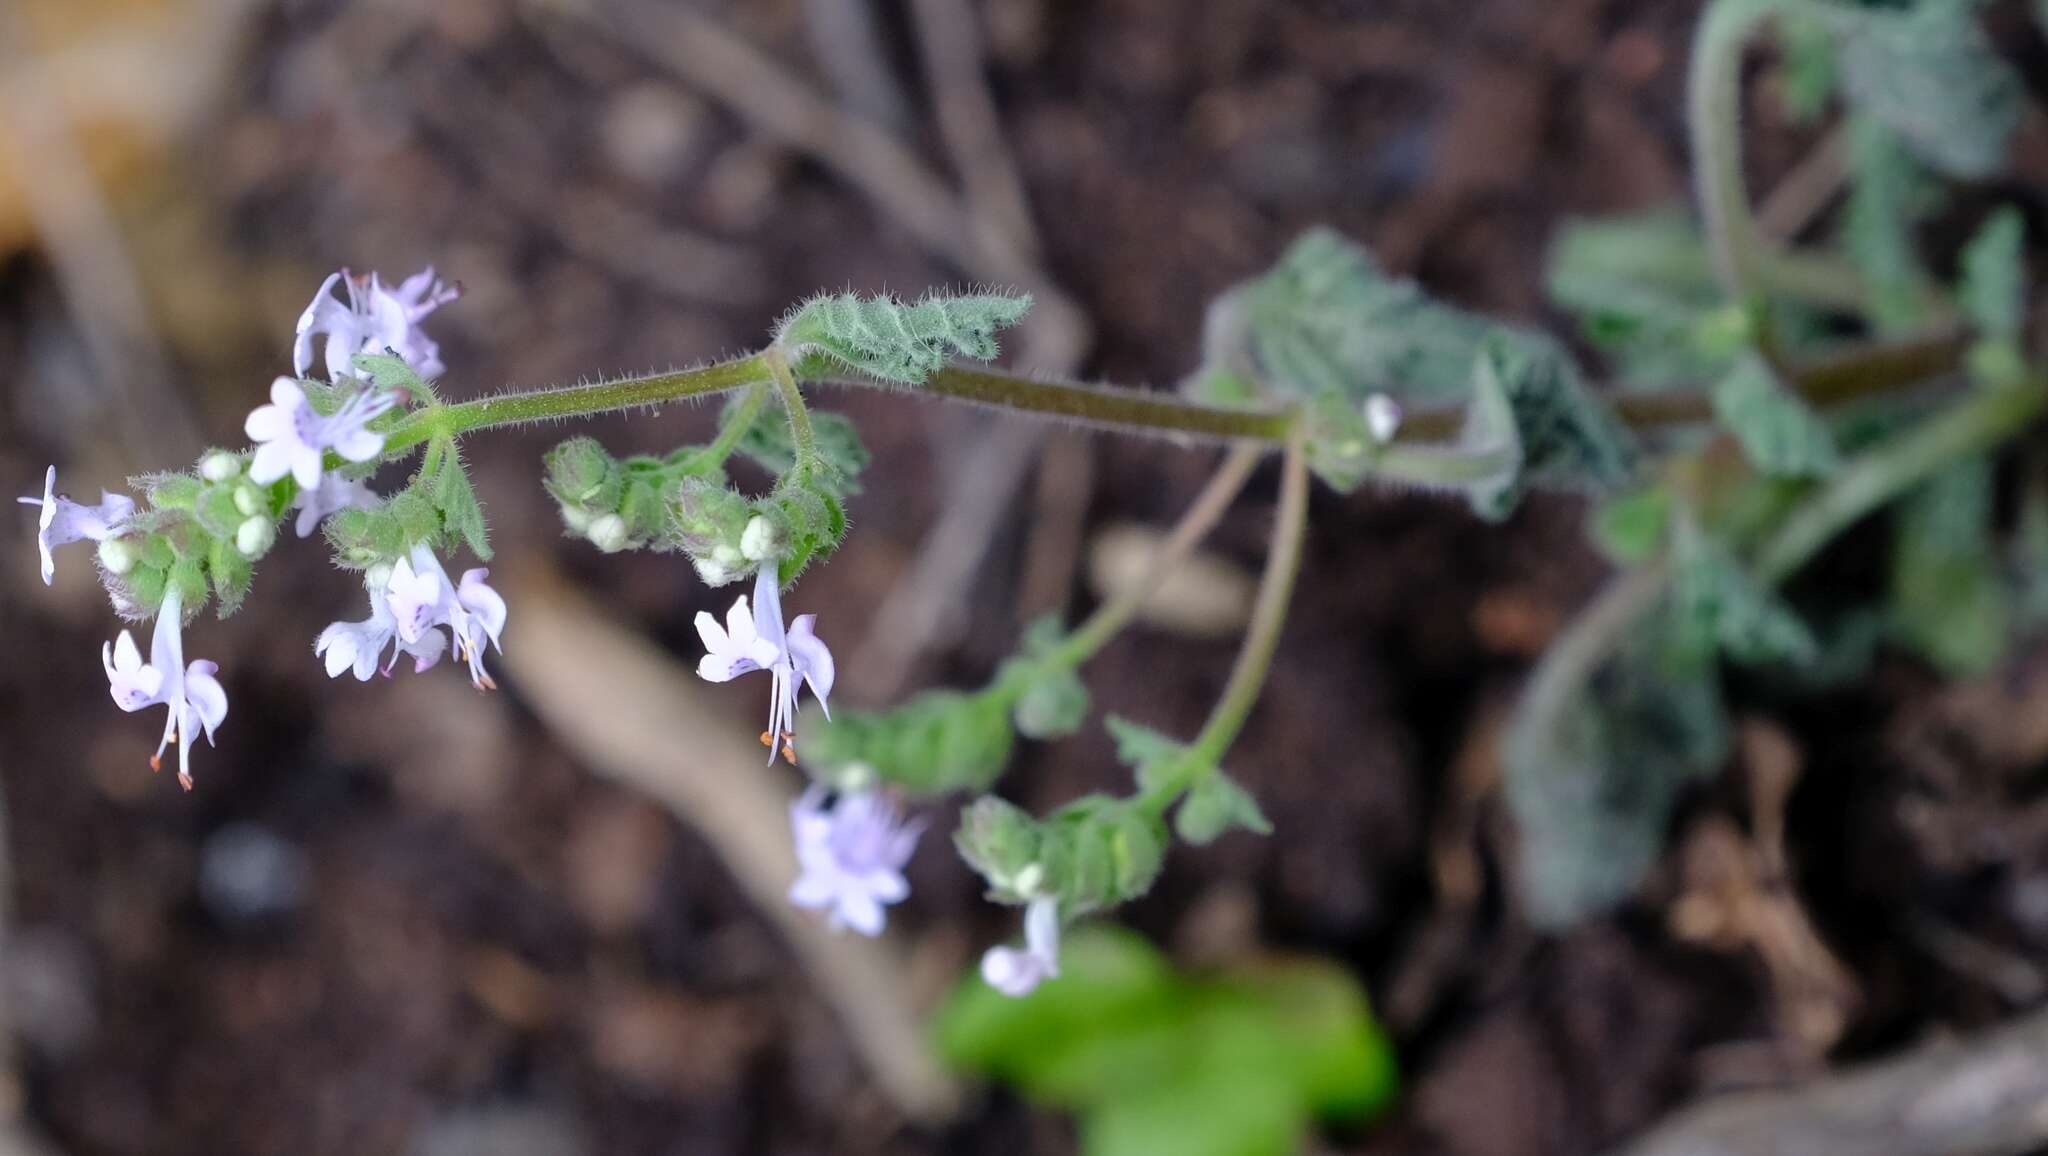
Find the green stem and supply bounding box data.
[824,362,1300,443]
[383,354,772,452]
[764,346,819,477]
[1047,443,1266,669]
[1754,381,2046,584]
[702,381,772,466]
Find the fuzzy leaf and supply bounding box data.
[207,537,252,617]
[732,403,870,497]
[425,437,491,560]
[1106,716,1186,791]
[1506,589,1729,926]
[1175,773,1273,845]
[776,290,1032,385]
[800,687,1016,798]
[1463,334,1636,519]
[1675,535,1820,667]
[1960,207,2027,345]
[1709,354,1839,479]
[1891,458,2008,675]
[1818,0,2020,179]
[1011,665,1091,740]
[351,351,436,405]
[1842,116,1935,335]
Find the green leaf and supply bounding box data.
[1462,334,1636,519]
[1175,772,1272,845]
[1818,0,2020,178]
[424,435,491,559]
[1011,663,1091,740]
[776,290,1032,385]
[1082,1062,1304,1156]
[1960,207,2027,345]
[1890,457,2008,675]
[1775,7,1840,123]
[732,402,870,497]
[800,687,1017,797]
[1709,354,1839,479]
[1506,582,1731,926]
[1545,211,1732,388]
[1591,487,1674,564]
[1675,533,1820,667]
[351,351,437,404]
[1842,116,1935,334]
[1105,716,1187,793]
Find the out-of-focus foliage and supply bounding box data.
[936,928,1399,1156]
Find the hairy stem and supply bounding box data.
[702,381,772,466]
[1048,443,1266,669]
[1754,381,2046,584]
[384,354,771,452]
[764,346,819,477]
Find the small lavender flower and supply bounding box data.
[314,567,447,681]
[787,787,923,936]
[295,268,459,382]
[291,473,383,539]
[382,544,506,690]
[103,588,228,790]
[245,377,394,490]
[696,567,835,763]
[18,466,134,585]
[980,896,1061,997]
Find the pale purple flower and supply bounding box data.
[696,567,834,763]
[295,268,459,382]
[18,466,133,585]
[378,545,505,690]
[980,896,1061,997]
[245,377,395,489]
[102,588,228,791]
[291,473,383,538]
[787,787,923,936]
[314,567,447,681]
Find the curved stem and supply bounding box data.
[1753,381,2046,584]
[1190,422,1309,766]
[702,381,772,466]
[1048,443,1266,669]
[764,346,818,476]
[1690,0,1775,301]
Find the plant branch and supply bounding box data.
[1754,380,2046,584]
[763,347,819,477]
[702,381,772,466]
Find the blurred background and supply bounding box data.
[5,1,2048,1154]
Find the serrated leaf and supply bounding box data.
[1960,207,2027,344]
[1230,227,1509,405]
[1463,334,1636,519]
[776,290,1032,385]
[1175,773,1272,845]
[1506,581,1730,926]
[1842,116,1935,334]
[1819,0,2020,178]
[1710,354,1839,478]
[1891,457,2008,675]
[1675,534,1820,667]
[1105,716,1189,793]
[732,402,869,497]
[422,435,490,559]
[351,351,437,405]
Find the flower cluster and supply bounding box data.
[21,266,470,790]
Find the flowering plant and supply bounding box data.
[20,0,2048,1004]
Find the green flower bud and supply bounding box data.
[955,797,1044,898]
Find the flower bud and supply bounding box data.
[740,515,781,562]
[558,503,593,533]
[1364,394,1402,443]
[587,513,629,553]
[712,544,742,567]
[693,557,734,586]
[199,452,242,482]
[235,517,276,558]
[233,483,266,517]
[98,537,136,575]
[364,561,394,591]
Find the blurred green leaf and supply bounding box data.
[1817,0,2020,178]
[1960,207,2027,345]
[1842,116,1935,334]
[1545,211,1733,388]
[1463,334,1637,520]
[1591,487,1674,564]
[1175,772,1272,845]
[1710,354,1840,479]
[1675,532,1820,667]
[1891,457,2009,675]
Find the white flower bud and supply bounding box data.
[235,517,276,558]
[739,515,780,562]
[711,544,742,567]
[1364,393,1402,443]
[587,513,629,553]
[693,557,733,586]
[837,762,878,792]
[558,503,592,533]
[364,561,394,591]
[199,452,242,482]
[1013,863,1045,898]
[98,538,136,575]
[233,483,265,517]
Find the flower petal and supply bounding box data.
[183,661,229,740]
